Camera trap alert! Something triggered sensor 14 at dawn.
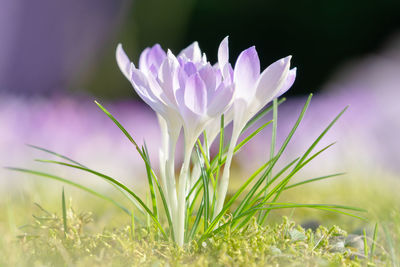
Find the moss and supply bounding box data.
[6,205,389,267]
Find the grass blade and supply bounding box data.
[188,201,204,242]
[199,158,274,241]
[62,187,68,236]
[34,160,167,238]
[232,94,313,221]
[234,120,272,155]
[215,115,225,185]
[295,106,348,169]
[283,173,345,190]
[259,97,278,222]
[258,142,336,224]
[241,97,286,133]
[27,144,87,168]
[142,143,175,240]
[237,203,367,221]
[234,157,299,219]
[208,203,366,239]
[363,228,369,258]
[370,222,378,258]
[5,167,131,216]
[95,101,142,153]
[195,145,209,231]
[382,223,398,267]
[28,144,145,215]
[141,144,158,220]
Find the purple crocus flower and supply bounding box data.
[116,41,234,145]
[116,38,234,245]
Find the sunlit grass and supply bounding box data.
[1,170,399,266]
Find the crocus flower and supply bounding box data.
[214,38,297,216]
[116,39,234,245]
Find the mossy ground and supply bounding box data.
[1,170,399,266]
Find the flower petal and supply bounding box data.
[184,73,207,115]
[130,68,163,114]
[183,62,197,76]
[138,47,150,72]
[147,44,167,70]
[233,46,260,101]
[207,83,234,117]
[254,56,291,104]
[276,67,296,98]
[218,36,229,68]
[179,41,202,62]
[157,50,180,105]
[198,63,218,92]
[138,44,166,74]
[116,44,132,80]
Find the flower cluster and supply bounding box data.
[116,37,296,245]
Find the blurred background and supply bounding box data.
[0,0,400,226]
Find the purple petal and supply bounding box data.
[184,73,207,114]
[218,36,229,68]
[233,46,260,100]
[207,84,234,117]
[179,41,202,62]
[116,44,131,80]
[198,63,218,92]
[254,56,291,105]
[138,47,150,72]
[276,68,297,97]
[139,44,166,73]
[147,44,167,71]
[183,62,197,76]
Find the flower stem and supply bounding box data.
[176,139,194,246]
[213,129,240,219]
[165,131,179,240]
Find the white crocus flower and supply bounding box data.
[214,42,297,217]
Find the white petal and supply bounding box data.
[139,47,150,72]
[130,68,164,114]
[116,44,132,80]
[207,84,234,117]
[179,41,202,62]
[157,53,179,105]
[276,67,296,98]
[254,56,291,107]
[218,36,229,68]
[233,46,260,101]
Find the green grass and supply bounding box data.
[1,170,399,266]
